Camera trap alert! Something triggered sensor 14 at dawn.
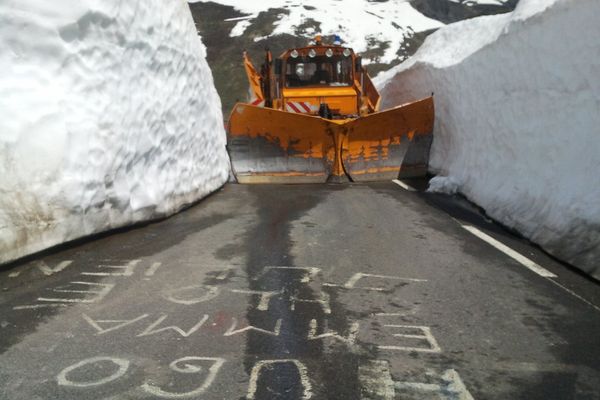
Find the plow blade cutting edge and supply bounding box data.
[342,97,435,182]
[227,97,434,184]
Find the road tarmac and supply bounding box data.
[0,182,598,399]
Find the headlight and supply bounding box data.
[343,48,351,57]
[308,49,316,58]
[325,49,333,58]
[290,49,299,58]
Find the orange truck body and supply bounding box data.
[227,39,434,183]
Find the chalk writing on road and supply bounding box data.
[12,259,162,310]
[57,356,130,388]
[81,311,432,350]
[13,282,115,310]
[56,355,474,399]
[15,263,473,398]
[141,357,226,399]
[247,359,313,400]
[57,356,226,399]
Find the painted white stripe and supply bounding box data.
[299,102,312,113]
[392,179,416,192]
[461,225,557,278]
[547,279,600,313]
[286,101,315,114]
[453,218,600,312]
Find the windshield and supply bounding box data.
[284,56,353,88]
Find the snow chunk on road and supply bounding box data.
[427,176,461,195]
[0,0,230,264]
[376,0,600,279]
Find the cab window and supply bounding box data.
[284,56,353,88]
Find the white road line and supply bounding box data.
[461,224,600,313]
[392,179,416,192]
[461,225,557,278]
[547,279,600,313]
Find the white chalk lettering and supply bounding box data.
[328,273,428,291]
[358,360,395,400]
[247,359,312,399]
[138,314,209,338]
[83,313,149,335]
[215,269,233,280]
[224,318,282,337]
[395,369,474,399]
[230,289,281,311]
[307,319,359,345]
[37,281,115,303]
[37,260,73,276]
[81,260,140,277]
[145,262,163,277]
[141,357,226,399]
[13,303,68,310]
[163,285,220,305]
[379,325,441,353]
[290,290,331,314]
[255,266,321,283]
[57,356,129,388]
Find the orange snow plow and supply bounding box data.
[227,36,434,183]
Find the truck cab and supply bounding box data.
[245,37,381,119]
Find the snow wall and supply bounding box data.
[376,0,600,280]
[0,0,230,264]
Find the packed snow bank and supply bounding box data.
[376,0,600,279]
[0,0,230,264]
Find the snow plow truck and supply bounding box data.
[227,36,434,183]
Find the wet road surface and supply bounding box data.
[0,182,599,399]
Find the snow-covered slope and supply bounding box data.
[190,0,445,64]
[0,0,230,264]
[376,0,600,279]
[189,0,519,116]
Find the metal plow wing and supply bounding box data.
[227,104,337,184]
[227,97,434,184]
[342,97,435,182]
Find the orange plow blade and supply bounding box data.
[342,97,435,182]
[227,104,336,183]
[227,97,434,184]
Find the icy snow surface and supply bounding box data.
[188,0,445,64]
[376,0,600,279]
[0,0,230,264]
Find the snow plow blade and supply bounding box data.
[342,97,434,182]
[227,104,336,184]
[227,97,434,184]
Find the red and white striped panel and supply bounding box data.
[250,99,265,107]
[285,101,316,114]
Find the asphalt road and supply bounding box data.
[1,182,599,399]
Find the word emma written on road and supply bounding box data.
[11,260,474,399]
[13,262,438,352]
